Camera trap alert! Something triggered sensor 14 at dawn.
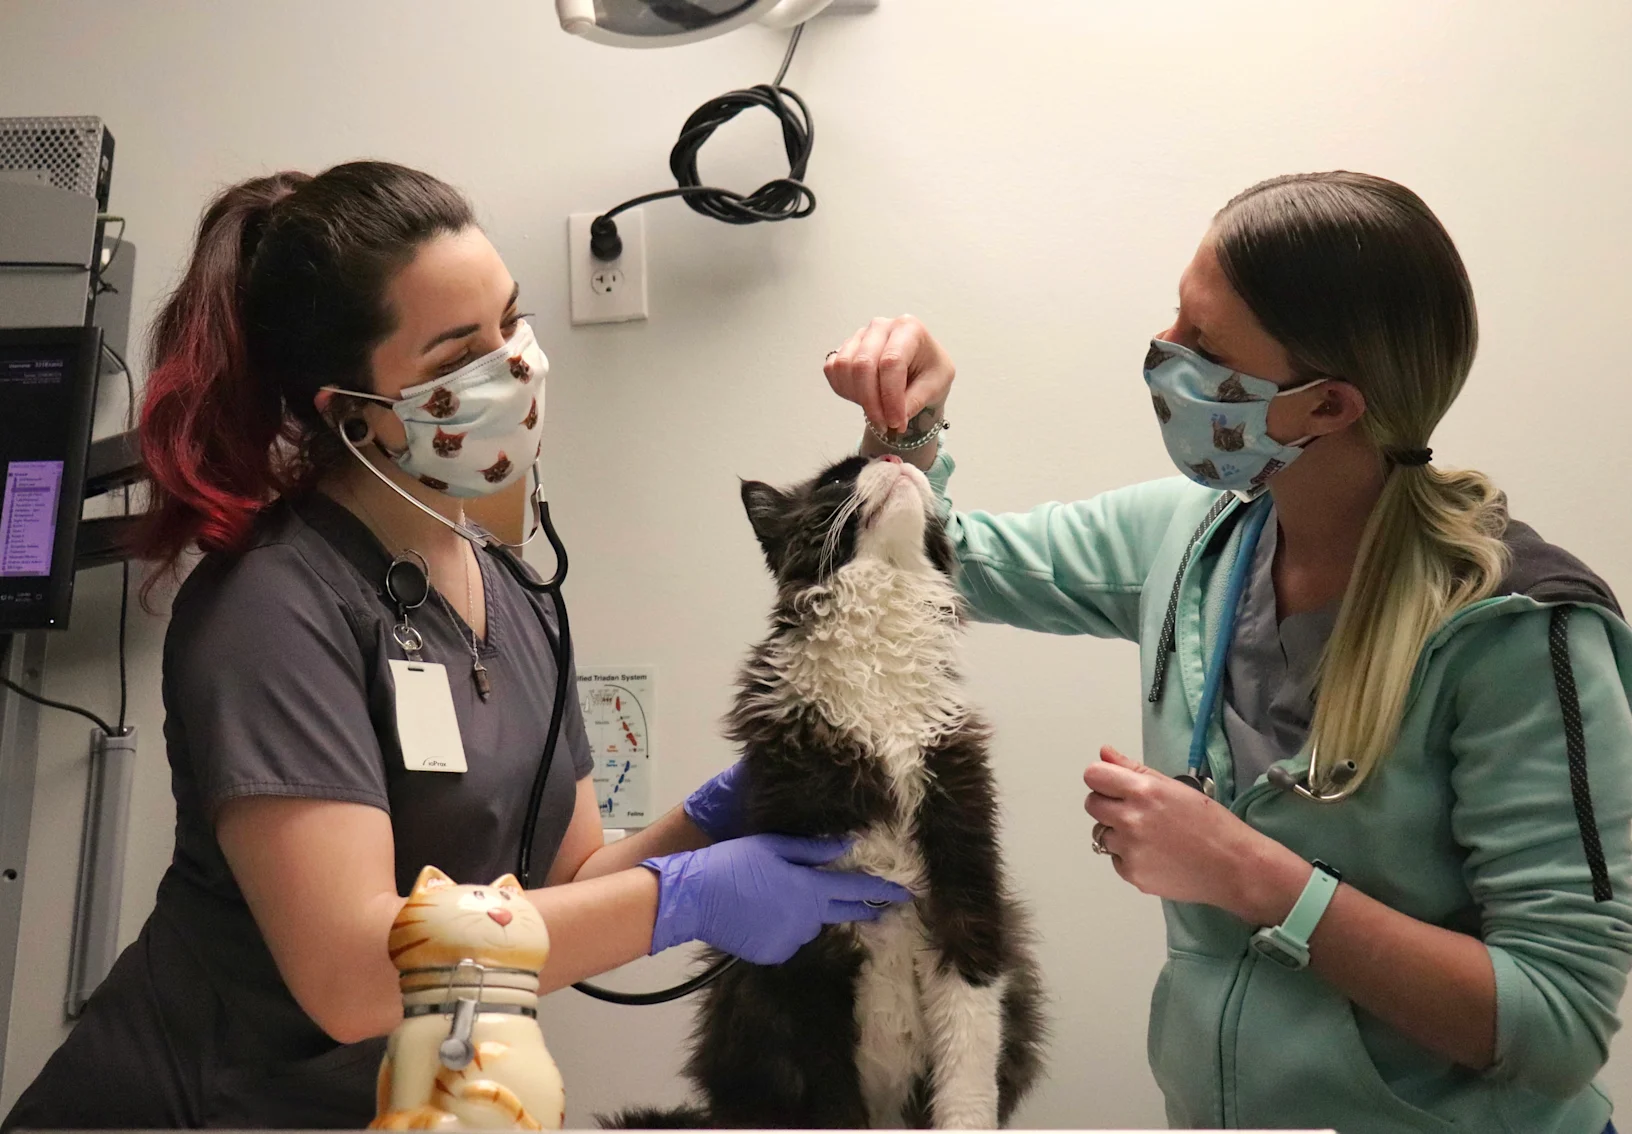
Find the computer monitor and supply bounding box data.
[0,325,101,631]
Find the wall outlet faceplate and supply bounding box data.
[568,210,648,326]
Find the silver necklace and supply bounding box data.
[437,546,491,701]
[345,483,489,701]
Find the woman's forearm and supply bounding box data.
[529,867,660,992]
[572,805,709,881]
[1235,845,1497,1069]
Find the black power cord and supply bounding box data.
[0,639,119,737]
[90,217,127,305]
[106,338,134,735]
[590,25,815,261]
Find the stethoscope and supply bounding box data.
[1178,495,1362,806]
[339,422,735,1004]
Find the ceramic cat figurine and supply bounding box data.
[372,866,565,1131]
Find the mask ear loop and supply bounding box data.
[330,414,492,547]
[1270,377,1333,451]
[330,402,564,589]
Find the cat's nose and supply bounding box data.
[877,453,903,464]
[488,908,513,927]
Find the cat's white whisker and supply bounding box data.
[820,488,865,576]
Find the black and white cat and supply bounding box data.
[613,453,1045,1129]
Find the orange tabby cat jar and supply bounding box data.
[372,866,565,1130]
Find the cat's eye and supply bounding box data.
[817,457,867,489]
[472,889,485,899]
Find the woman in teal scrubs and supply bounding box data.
[825,171,1632,1133]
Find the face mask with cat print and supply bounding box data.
[325,319,547,499]
[1144,338,1326,495]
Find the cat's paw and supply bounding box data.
[932,1101,1000,1130]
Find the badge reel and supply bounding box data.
[385,552,469,774]
[385,551,431,660]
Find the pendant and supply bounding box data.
[473,659,491,701]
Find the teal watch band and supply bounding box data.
[1249,860,1341,970]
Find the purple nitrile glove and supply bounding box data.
[643,834,912,965]
[682,761,749,842]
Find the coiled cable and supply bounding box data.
[591,27,815,257]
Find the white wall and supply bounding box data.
[2,0,1630,1126]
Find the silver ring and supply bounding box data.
[1091,826,1111,856]
[393,623,425,655]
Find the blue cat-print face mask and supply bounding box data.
[1143,339,1326,495]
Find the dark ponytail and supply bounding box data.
[138,173,308,576]
[136,161,473,590]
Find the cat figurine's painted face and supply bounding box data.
[740,455,955,589]
[387,865,549,974]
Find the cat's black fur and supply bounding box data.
[604,456,1045,1129]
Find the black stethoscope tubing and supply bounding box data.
[483,496,738,1006]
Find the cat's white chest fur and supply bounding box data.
[775,557,989,1126]
[776,557,966,826]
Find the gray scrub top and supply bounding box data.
[1221,507,1339,792]
[5,492,593,1128]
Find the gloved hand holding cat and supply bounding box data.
[644,833,911,964]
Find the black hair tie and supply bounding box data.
[1392,447,1433,467]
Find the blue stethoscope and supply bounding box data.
[1179,497,1359,804]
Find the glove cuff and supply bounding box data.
[682,766,746,842]
[643,853,700,955]
[680,794,720,839]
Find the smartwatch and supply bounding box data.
[1249,860,1341,971]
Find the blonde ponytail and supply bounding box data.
[1213,172,1507,791]
[1309,463,1508,790]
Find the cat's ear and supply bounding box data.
[410,865,456,896]
[741,480,788,564]
[490,873,523,894]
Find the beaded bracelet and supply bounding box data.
[866,415,950,452]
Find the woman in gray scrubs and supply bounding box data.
[2,161,905,1130]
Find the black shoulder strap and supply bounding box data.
[1549,605,1613,903]
[286,492,394,594]
[1149,494,1235,705]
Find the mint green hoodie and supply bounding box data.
[929,451,1632,1133]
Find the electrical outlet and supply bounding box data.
[569,210,648,326]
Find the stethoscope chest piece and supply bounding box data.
[1175,772,1217,798]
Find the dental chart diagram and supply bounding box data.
[577,668,653,828]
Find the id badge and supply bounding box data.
[388,659,468,773]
